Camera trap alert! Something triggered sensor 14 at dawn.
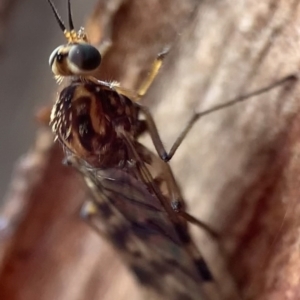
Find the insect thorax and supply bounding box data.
[50,79,140,168]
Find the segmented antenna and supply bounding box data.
[47,0,66,32]
[67,0,75,31]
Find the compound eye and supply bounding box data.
[68,44,101,71]
[49,46,62,67]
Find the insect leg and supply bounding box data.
[136,49,169,99]
[89,49,169,101]
[120,132,215,280]
[137,74,297,162]
[109,49,169,100]
[146,148,219,238]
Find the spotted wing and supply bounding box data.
[68,154,208,300]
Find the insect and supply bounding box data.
[46,0,296,299]
[47,0,222,299]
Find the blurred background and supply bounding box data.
[0,0,97,203]
[0,1,299,299]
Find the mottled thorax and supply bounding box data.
[50,79,140,168]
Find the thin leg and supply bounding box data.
[136,49,169,99]
[115,49,169,100]
[94,49,169,101]
[125,131,219,239]
[151,149,219,238]
[137,74,297,162]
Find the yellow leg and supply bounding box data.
[113,49,169,101]
[136,49,169,99]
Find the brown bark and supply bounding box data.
[1,0,300,299]
[145,1,300,299]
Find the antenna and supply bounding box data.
[47,0,66,32]
[67,0,75,31]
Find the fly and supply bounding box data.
[46,1,296,300]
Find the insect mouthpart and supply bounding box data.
[49,43,102,76]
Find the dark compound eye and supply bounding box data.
[68,44,101,71]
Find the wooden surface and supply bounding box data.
[1,0,300,299]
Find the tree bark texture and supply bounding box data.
[1,0,300,300]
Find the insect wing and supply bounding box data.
[69,155,208,300]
